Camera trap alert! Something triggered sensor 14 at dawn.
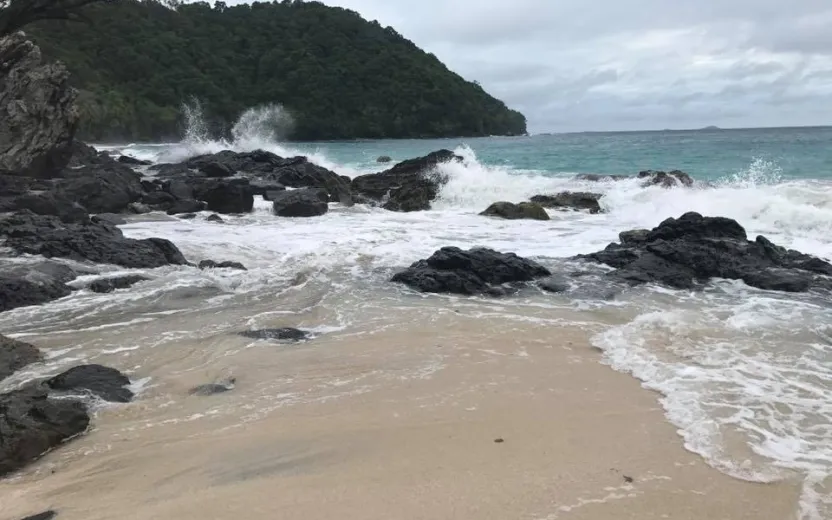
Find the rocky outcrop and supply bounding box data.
[205,213,224,223]
[0,274,73,312]
[480,201,550,220]
[118,155,150,166]
[0,33,78,178]
[166,199,207,215]
[198,260,247,271]
[0,211,188,268]
[530,192,603,214]
[391,247,551,295]
[46,364,134,403]
[574,173,628,182]
[87,275,149,293]
[0,335,42,381]
[351,150,462,212]
[579,212,832,292]
[0,386,89,477]
[239,328,309,342]
[638,170,693,188]
[54,154,145,213]
[194,178,254,214]
[12,192,88,223]
[271,189,329,217]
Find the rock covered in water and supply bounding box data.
[0,386,90,477]
[189,376,236,396]
[0,335,42,381]
[480,201,550,220]
[117,155,150,166]
[580,212,832,292]
[638,170,693,188]
[239,328,309,342]
[391,246,551,295]
[166,199,207,215]
[46,364,134,403]
[271,188,329,217]
[530,192,603,214]
[352,150,463,212]
[87,275,149,293]
[574,173,629,182]
[198,260,247,271]
[0,33,78,178]
[0,211,188,268]
[0,275,73,312]
[376,155,392,163]
[205,213,224,223]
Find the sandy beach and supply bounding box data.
[0,311,801,520]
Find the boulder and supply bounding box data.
[199,161,235,178]
[271,189,329,217]
[198,260,247,271]
[574,173,629,182]
[530,192,603,214]
[0,386,89,477]
[87,275,149,293]
[117,155,150,166]
[579,212,832,291]
[249,179,285,197]
[239,328,309,342]
[391,247,551,295]
[54,158,144,214]
[47,364,133,403]
[638,170,693,188]
[0,211,189,268]
[193,179,254,214]
[166,199,207,215]
[266,157,351,203]
[166,179,194,200]
[0,276,72,312]
[480,201,550,220]
[205,213,224,223]
[377,156,392,163]
[141,190,177,208]
[538,275,570,293]
[0,33,78,179]
[0,335,42,381]
[92,213,127,226]
[351,150,463,212]
[13,192,88,223]
[188,376,236,396]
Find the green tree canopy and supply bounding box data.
[26,0,527,142]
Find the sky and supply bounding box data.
[309,0,832,133]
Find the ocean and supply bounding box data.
[1,117,830,519]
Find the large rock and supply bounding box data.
[580,212,832,291]
[166,199,207,215]
[0,386,89,477]
[391,246,551,295]
[47,364,133,403]
[13,192,88,223]
[638,170,693,188]
[87,275,149,293]
[352,150,463,212]
[0,211,188,268]
[0,33,78,178]
[267,157,351,203]
[480,201,550,220]
[0,335,42,381]
[192,179,254,214]
[530,192,603,214]
[55,160,144,214]
[271,188,329,217]
[0,275,73,312]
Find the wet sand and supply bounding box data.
[0,313,800,520]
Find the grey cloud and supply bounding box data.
[307,0,832,131]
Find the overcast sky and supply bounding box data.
[308,0,832,133]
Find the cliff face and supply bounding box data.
[0,32,78,178]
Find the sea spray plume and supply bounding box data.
[181,97,212,144]
[231,104,295,147]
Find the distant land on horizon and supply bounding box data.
[26,0,526,142]
[533,124,832,136]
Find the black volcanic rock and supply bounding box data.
[239,328,309,342]
[530,192,603,214]
[47,364,133,403]
[199,260,247,271]
[580,212,832,291]
[0,335,42,381]
[87,275,149,293]
[0,386,89,477]
[352,150,463,212]
[0,211,188,268]
[480,201,550,220]
[391,246,551,295]
[271,188,329,217]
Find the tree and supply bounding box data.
[0,0,109,38]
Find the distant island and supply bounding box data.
[700,126,721,130]
[26,0,527,142]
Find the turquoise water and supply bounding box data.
[277,127,832,181]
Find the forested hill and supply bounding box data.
[25,0,527,142]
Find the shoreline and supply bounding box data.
[0,314,801,520]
